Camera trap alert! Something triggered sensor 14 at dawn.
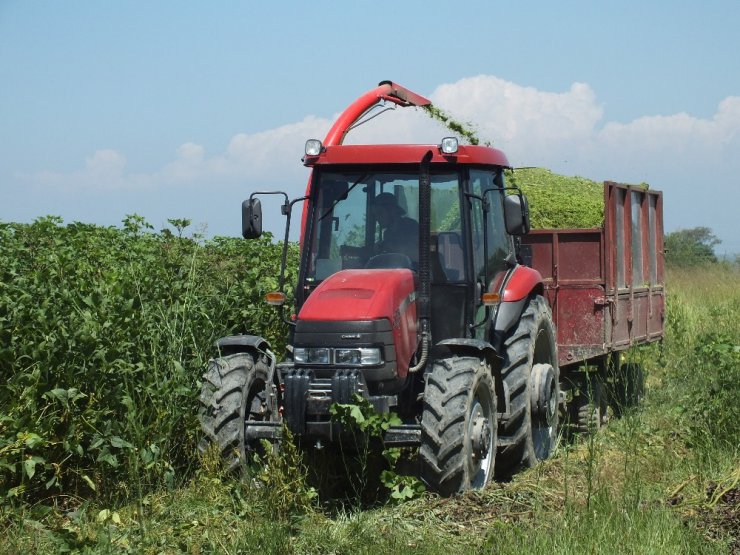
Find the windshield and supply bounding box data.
[306,169,462,282]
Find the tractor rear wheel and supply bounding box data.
[198,352,280,471]
[496,295,560,478]
[420,356,497,496]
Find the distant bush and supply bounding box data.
[664,227,720,266]
[0,216,296,505]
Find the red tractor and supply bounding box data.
[199,81,665,495]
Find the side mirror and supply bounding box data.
[504,194,531,236]
[242,198,262,239]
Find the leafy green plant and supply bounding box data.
[255,428,318,519]
[683,332,740,453]
[330,395,426,503]
[0,216,298,507]
[330,395,401,437]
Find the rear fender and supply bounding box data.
[502,265,543,303]
[492,265,544,348]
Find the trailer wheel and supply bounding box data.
[571,373,605,434]
[198,352,280,471]
[496,295,559,478]
[420,356,497,496]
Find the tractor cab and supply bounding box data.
[298,146,518,348]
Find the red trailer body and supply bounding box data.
[521,182,665,368]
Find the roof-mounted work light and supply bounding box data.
[305,139,323,156]
[440,137,459,154]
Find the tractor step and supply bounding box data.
[244,421,421,447]
[383,424,421,447]
[244,421,282,441]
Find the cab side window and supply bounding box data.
[470,169,512,282]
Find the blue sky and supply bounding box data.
[1,1,739,253]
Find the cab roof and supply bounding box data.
[303,143,510,168]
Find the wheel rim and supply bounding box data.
[531,364,558,460]
[468,385,495,489]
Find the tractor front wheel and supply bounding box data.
[198,352,280,471]
[420,356,497,496]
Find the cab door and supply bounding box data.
[469,168,514,340]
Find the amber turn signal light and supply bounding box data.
[265,291,286,306]
[482,292,501,306]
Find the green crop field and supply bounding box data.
[1,207,738,553]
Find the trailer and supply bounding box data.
[521,182,664,425]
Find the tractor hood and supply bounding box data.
[296,268,419,379]
[298,269,417,322]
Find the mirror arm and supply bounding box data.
[277,196,308,295]
[276,195,308,328]
[246,191,307,328]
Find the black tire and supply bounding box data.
[571,373,604,434]
[496,295,560,478]
[198,352,280,471]
[420,356,497,496]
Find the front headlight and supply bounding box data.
[294,347,330,364]
[335,347,382,366]
[294,347,382,366]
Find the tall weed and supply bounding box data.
[663,266,739,458]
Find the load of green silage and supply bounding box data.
[422,105,607,230]
[508,167,605,229]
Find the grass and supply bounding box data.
[1,254,738,552]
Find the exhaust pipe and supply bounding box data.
[409,150,433,373]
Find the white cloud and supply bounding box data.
[85,149,127,177]
[13,76,740,248]
[431,75,603,156]
[21,149,128,191]
[595,96,740,163]
[18,116,332,193]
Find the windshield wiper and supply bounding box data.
[318,173,368,221]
